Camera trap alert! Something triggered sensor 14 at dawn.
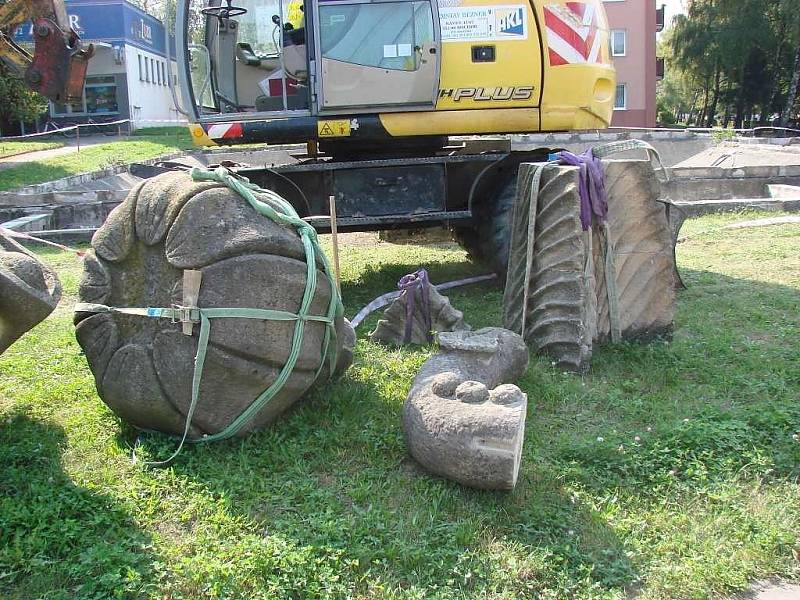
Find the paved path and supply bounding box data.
[729,580,800,599]
[676,142,800,168]
[0,135,120,171]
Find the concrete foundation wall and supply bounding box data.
[663,165,800,202]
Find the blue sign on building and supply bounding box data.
[14,0,174,57]
[14,0,181,127]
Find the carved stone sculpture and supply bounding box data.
[403,327,529,490]
[74,171,354,438]
[370,270,470,345]
[504,159,676,371]
[0,230,62,354]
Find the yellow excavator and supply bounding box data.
[0,0,92,103]
[181,0,614,144]
[2,0,615,273]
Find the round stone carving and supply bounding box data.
[0,230,62,354]
[75,171,354,438]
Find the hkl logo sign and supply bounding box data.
[132,18,153,44]
[497,7,525,37]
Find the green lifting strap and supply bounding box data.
[76,166,344,466]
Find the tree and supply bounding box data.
[663,0,800,129]
[783,45,800,126]
[0,64,47,136]
[656,29,695,125]
[778,0,800,126]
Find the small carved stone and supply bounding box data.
[402,327,530,490]
[370,272,470,345]
[0,230,62,354]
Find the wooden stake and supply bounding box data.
[182,269,203,335]
[328,194,341,293]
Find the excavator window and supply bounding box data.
[319,1,433,72]
[181,0,440,118]
[188,0,310,114]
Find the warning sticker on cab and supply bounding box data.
[440,5,528,42]
[317,120,352,137]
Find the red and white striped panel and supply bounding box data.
[205,123,243,141]
[544,2,604,66]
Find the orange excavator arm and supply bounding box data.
[0,0,93,103]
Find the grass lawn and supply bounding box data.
[0,129,193,192]
[0,140,63,159]
[0,211,798,599]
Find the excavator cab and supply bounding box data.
[181,0,442,122]
[177,0,615,147]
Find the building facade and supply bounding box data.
[603,0,662,127]
[13,0,184,129]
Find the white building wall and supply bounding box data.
[124,44,186,128]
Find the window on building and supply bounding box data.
[138,55,143,81]
[52,102,73,115]
[49,76,118,116]
[162,63,167,86]
[611,29,626,56]
[614,84,627,110]
[85,76,119,113]
[145,57,150,82]
[157,61,162,85]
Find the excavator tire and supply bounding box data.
[451,175,516,279]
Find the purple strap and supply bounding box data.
[557,149,608,231]
[398,269,432,344]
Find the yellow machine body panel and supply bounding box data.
[185,0,615,145]
[380,106,541,137]
[434,1,542,111]
[384,0,616,137]
[536,0,616,130]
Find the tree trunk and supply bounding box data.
[699,81,710,127]
[687,90,700,125]
[781,44,800,127]
[734,99,745,129]
[706,65,722,128]
[768,20,787,121]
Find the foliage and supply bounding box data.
[1,212,799,599]
[711,127,737,143]
[0,65,47,135]
[660,0,800,128]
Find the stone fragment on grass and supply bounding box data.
[0,230,62,354]
[370,272,470,345]
[403,327,529,490]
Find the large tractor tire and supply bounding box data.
[452,175,516,278]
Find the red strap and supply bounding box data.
[1,227,86,257]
